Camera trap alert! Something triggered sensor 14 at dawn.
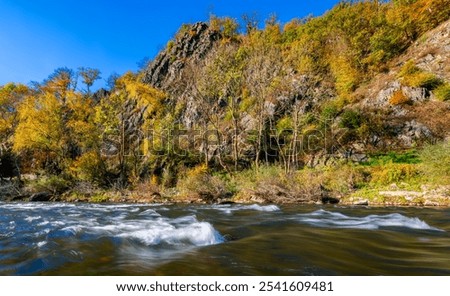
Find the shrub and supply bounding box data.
[223,165,290,202]
[339,110,362,129]
[70,151,107,186]
[293,168,324,198]
[177,164,229,202]
[89,193,110,203]
[231,165,286,193]
[404,72,442,89]
[367,150,420,166]
[167,40,175,51]
[389,90,410,105]
[296,164,367,196]
[398,60,443,90]
[28,175,72,194]
[129,178,161,201]
[434,83,450,101]
[398,60,419,77]
[320,103,341,128]
[370,163,420,185]
[323,165,368,193]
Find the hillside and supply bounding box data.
[355,19,450,144]
[1,0,449,205]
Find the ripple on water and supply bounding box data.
[295,209,443,231]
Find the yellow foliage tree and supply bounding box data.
[95,72,166,186]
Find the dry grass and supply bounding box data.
[408,101,450,138]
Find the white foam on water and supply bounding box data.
[296,210,443,231]
[0,232,14,238]
[171,215,198,224]
[1,203,78,210]
[138,209,161,217]
[41,211,224,248]
[1,203,225,251]
[37,241,47,248]
[25,216,41,222]
[208,204,281,214]
[50,221,65,227]
[60,226,83,235]
[121,221,224,246]
[89,222,144,234]
[239,204,281,212]
[117,216,224,246]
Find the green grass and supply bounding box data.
[365,150,420,166]
[419,141,450,184]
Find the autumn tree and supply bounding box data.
[183,58,223,169]
[13,68,88,175]
[95,72,166,187]
[209,15,239,40]
[0,83,30,179]
[78,67,101,95]
[242,22,284,168]
[194,42,246,171]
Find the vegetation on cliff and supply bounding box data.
[1,0,449,205]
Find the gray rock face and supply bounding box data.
[412,20,450,81]
[92,88,110,104]
[143,22,221,90]
[397,120,433,146]
[365,81,430,110]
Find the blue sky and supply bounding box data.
[0,0,339,89]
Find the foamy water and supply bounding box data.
[295,209,443,231]
[201,204,281,214]
[0,202,224,274]
[3,203,223,247]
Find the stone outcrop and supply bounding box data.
[143,22,221,90]
[405,20,450,82]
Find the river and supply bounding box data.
[1,202,449,275]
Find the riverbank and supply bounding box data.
[2,144,449,207]
[2,179,450,207]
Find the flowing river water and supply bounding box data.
[1,202,449,275]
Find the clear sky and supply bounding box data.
[0,0,339,89]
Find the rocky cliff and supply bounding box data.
[143,22,221,90]
[141,18,450,168]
